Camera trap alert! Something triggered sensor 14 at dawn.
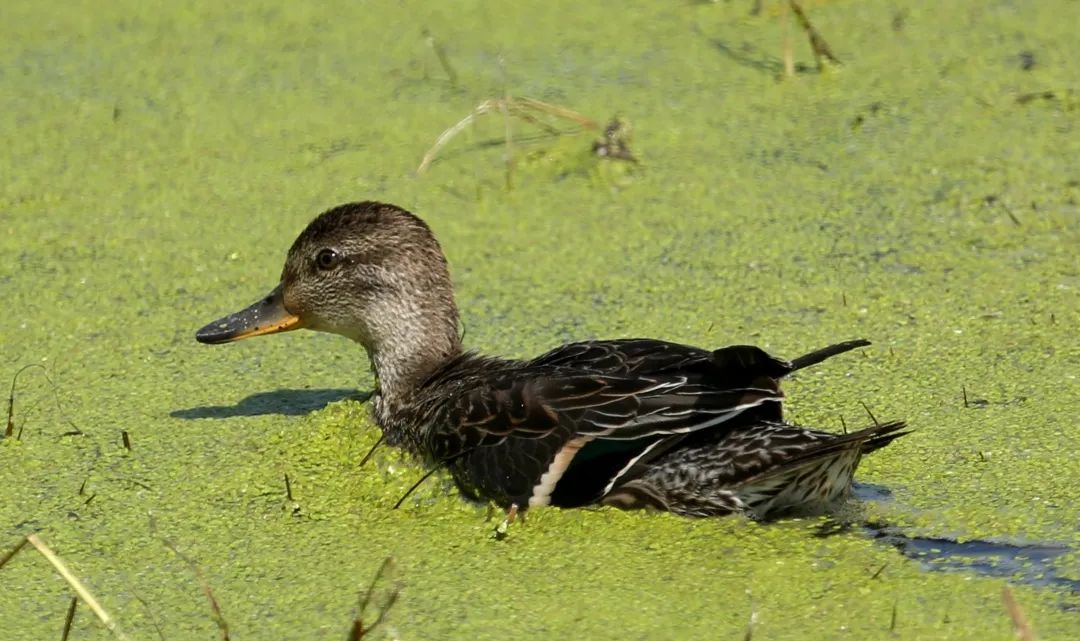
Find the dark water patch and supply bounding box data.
[866,524,1079,595]
[816,485,1080,600]
[852,482,893,502]
[171,388,364,419]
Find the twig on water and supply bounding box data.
[742,591,756,641]
[859,400,880,426]
[133,592,167,641]
[348,556,401,640]
[422,28,458,87]
[61,596,78,641]
[393,447,477,509]
[788,0,840,69]
[1002,586,1036,641]
[151,518,231,641]
[5,363,80,440]
[983,194,1021,226]
[6,364,45,438]
[359,434,385,468]
[416,96,598,176]
[393,466,445,510]
[24,533,134,641]
[284,473,301,516]
[0,537,29,571]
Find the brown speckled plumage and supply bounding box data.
[197,202,907,518]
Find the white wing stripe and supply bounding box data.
[593,398,776,439]
[601,438,666,497]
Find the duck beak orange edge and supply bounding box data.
[195,283,305,344]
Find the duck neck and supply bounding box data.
[366,307,462,407]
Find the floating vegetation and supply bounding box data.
[591,117,637,163]
[416,94,638,188]
[417,95,598,175]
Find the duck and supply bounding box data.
[196,201,907,519]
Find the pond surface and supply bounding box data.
[2,0,1078,639]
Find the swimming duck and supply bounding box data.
[196,202,906,519]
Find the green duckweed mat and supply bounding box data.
[2,1,1077,639]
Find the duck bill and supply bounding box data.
[195,284,305,344]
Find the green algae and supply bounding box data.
[2,0,1078,638]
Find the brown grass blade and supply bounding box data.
[1001,586,1036,641]
[26,533,134,641]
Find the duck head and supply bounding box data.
[196,202,461,392]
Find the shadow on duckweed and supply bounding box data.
[170,388,366,419]
[833,484,1080,600]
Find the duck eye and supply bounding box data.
[315,248,340,271]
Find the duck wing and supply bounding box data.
[421,364,779,508]
[426,342,788,456]
[418,339,871,508]
[532,337,869,391]
[531,338,793,380]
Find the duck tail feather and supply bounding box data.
[789,339,871,371]
[736,420,907,517]
[745,420,907,484]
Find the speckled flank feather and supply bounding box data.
[605,421,908,519]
